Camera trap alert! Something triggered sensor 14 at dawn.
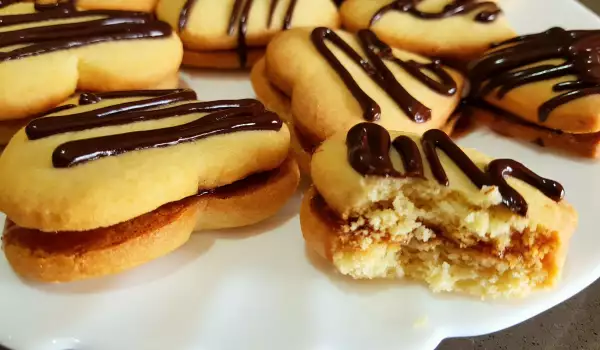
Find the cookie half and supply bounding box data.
[340,0,515,60]
[0,1,183,121]
[468,28,600,158]
[0,89,300,281]
[301,123,577,298]
[156,0,340,69]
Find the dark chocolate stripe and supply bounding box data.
[345,122,400,176]
[26,90,198,139]
[469,27,600,123]
[370,0,501,26]
[179,0,299,68]
[78,89,192,105]
[345,123,564,215]
[311,27,457,122]
[0,0,172,62]
[52,107,282,168]
[23,89,282,167]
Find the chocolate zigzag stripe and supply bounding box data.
[0,0,172,62]
[311,27,457,123]
[370,0,501,26]
[179,0,298,68]
[345,123,564,215]
[469,27,600,123]
[24,89,283,168]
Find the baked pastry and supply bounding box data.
[253,27,465,173]
[155,0,340,69]
[301,122,577,298]
[0,89,300,282]
[468,27,600,158]
[3,0,158,12]
[340,0,515,60]
[0,0,183,145]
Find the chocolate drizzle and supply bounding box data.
[0,0,172,62]
[311,27,457,122]
[345,123,564,215]
[370,0,501,26]
[178,0,298,68]
[469,27,600,123]
[24,89,283,168]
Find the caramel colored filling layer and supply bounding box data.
[3,168,281,254]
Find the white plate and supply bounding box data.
[1,1,599,350]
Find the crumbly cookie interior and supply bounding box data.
[320,178,560,298]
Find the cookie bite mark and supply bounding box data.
[468,28,600,157]
[312,28,457,122]
[370,0,501,26]
[303,124,577,298]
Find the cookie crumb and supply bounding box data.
[413,316,429,329]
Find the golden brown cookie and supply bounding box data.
[0,1,182,122]
[301,123,577,298]
[468,28,600,158]
[0,89,299,282]
[340,0,515,60]
[156,0,340,69]
[258,27,465,173]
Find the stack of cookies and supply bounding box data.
[0,0,590,300]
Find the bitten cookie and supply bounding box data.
[0,89,300,282]
[340,0,514,60]
[0,1,183,124]
[301,123,577,298]
[155,0,340,69]
[468,28,600,158]
[254,27,465,173]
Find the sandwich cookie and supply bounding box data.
[155,0,340,69]
[301,123,577,298]
[0,89,300,282]
[468,28,600,158]
[253,27,465,173]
